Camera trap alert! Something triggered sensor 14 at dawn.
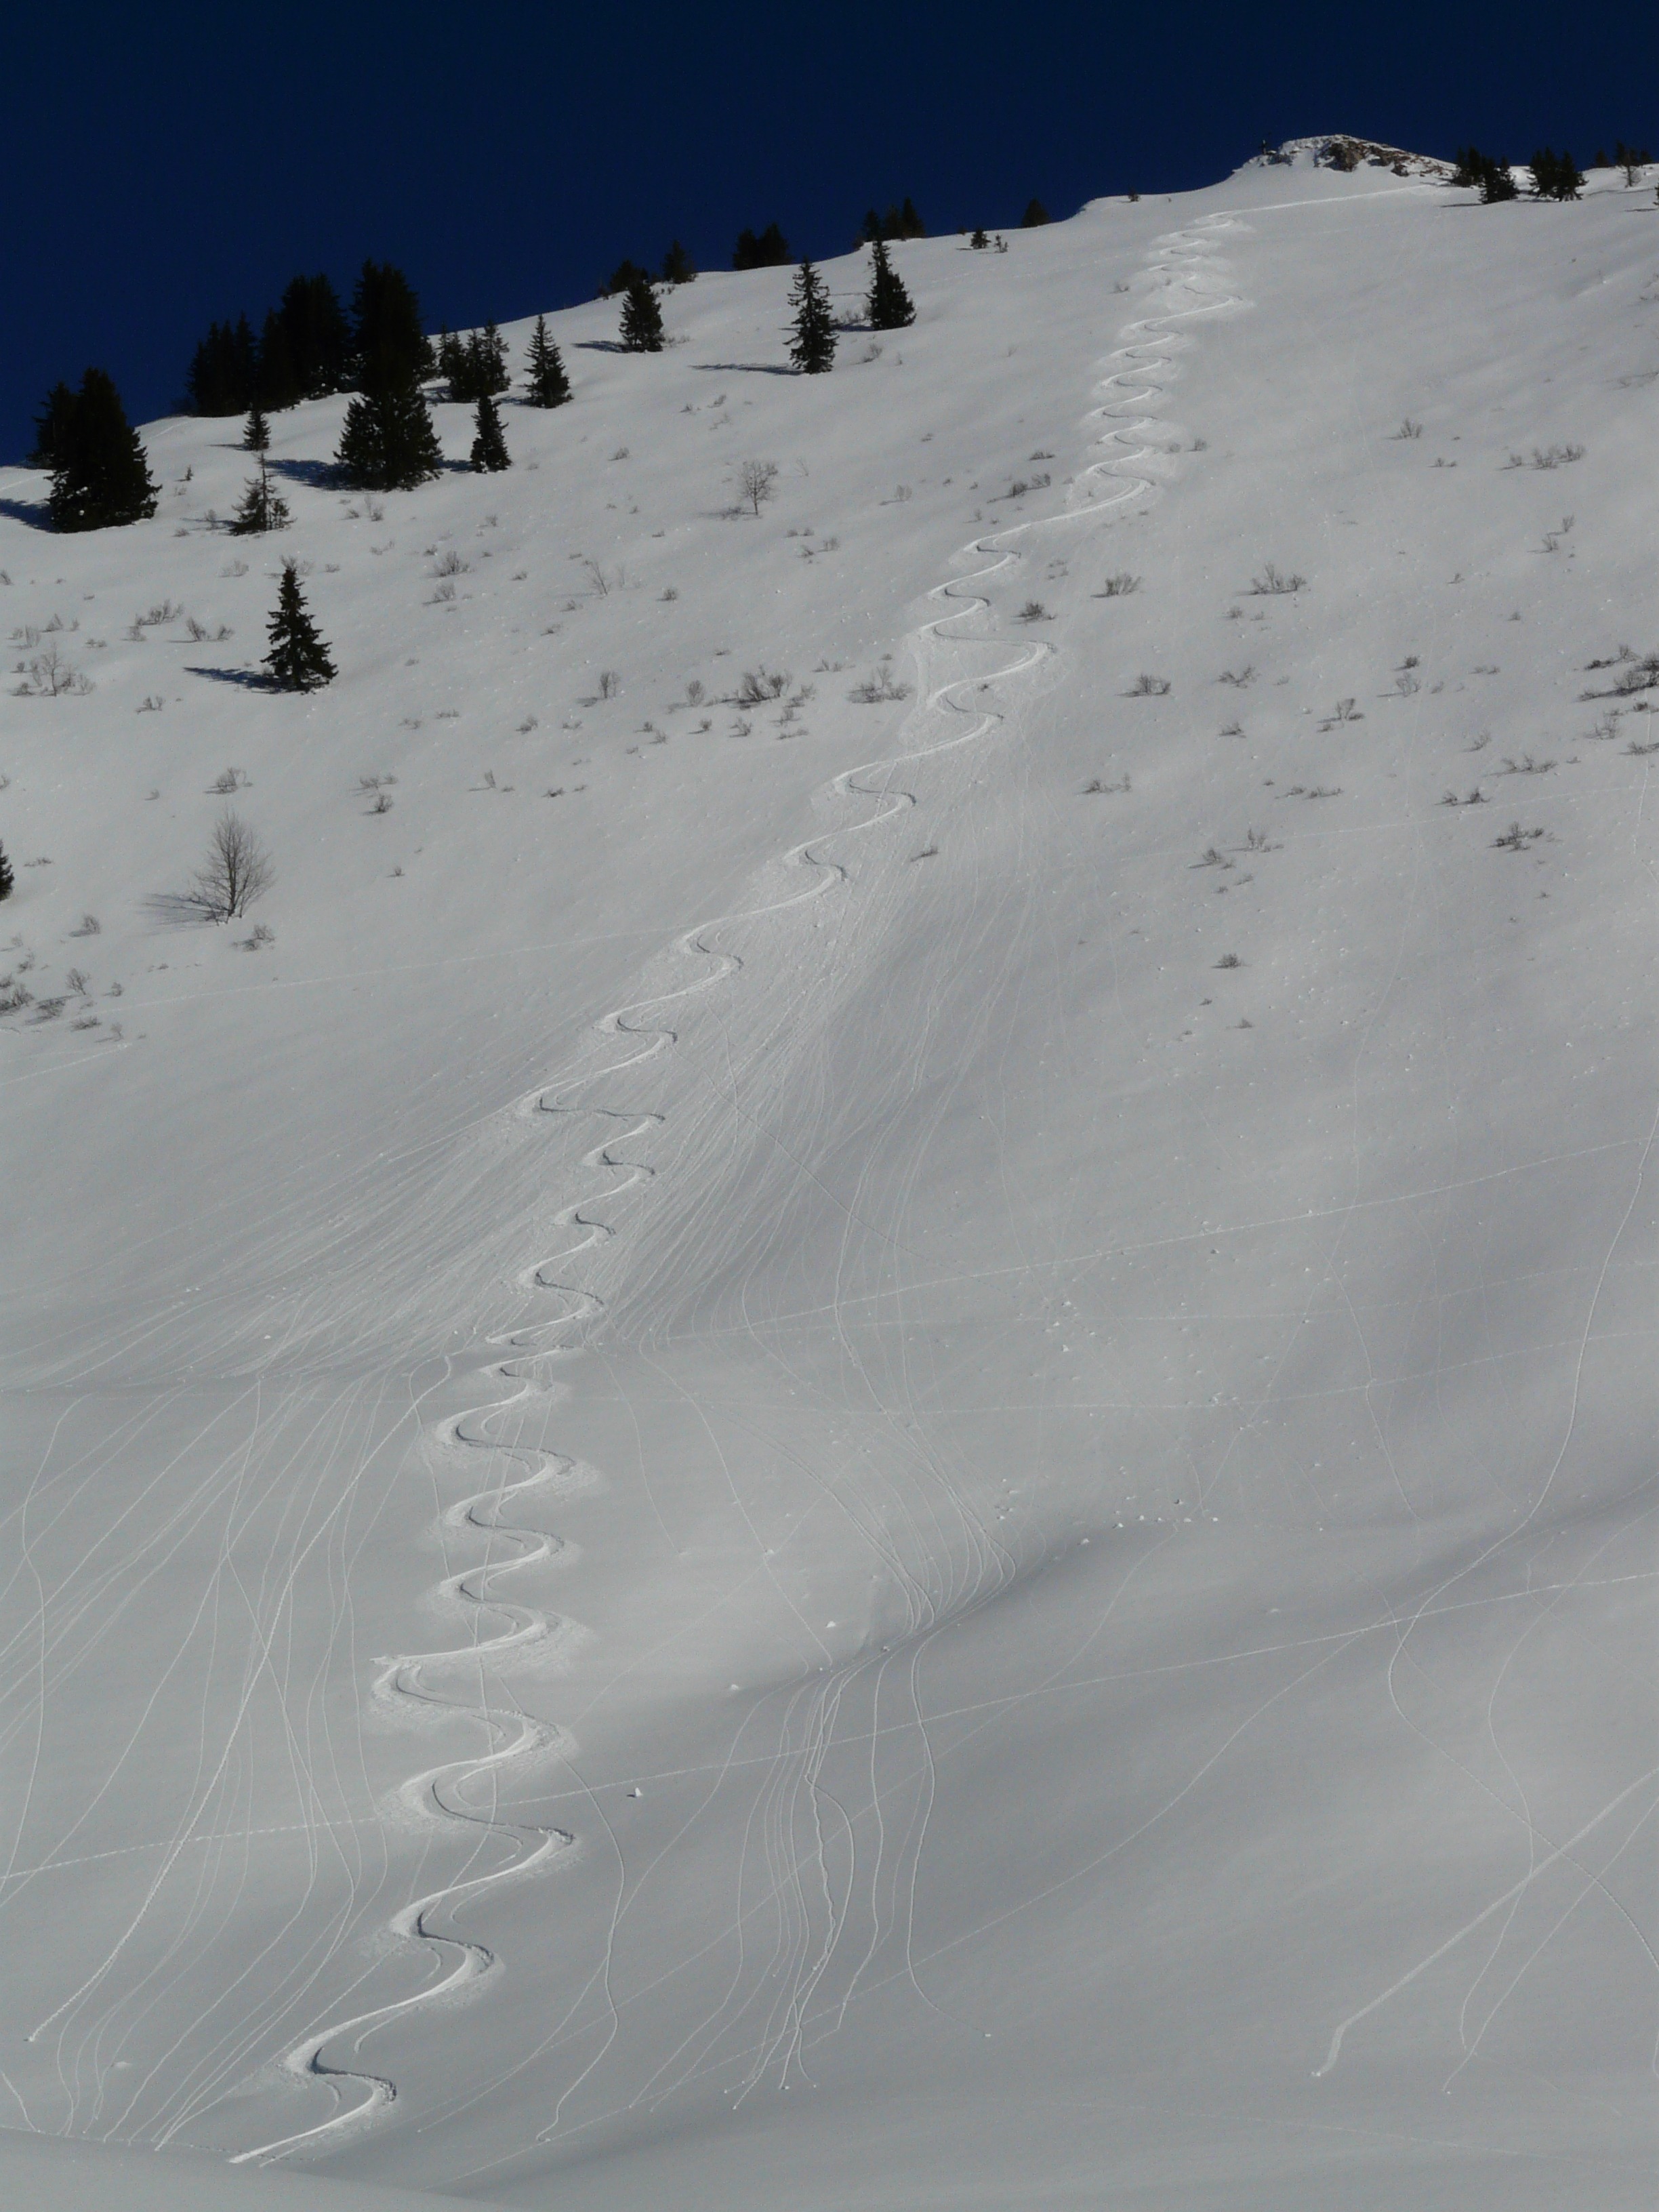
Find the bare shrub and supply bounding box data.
[14,647,92,698]
[70,914,100,936]
[1217,665,1254,686]
[1094,573,1141,598]
[1215,953,1244,968]
[597,669,622,699]
[209,767,251,794]
[1493,821,1547,851]
[189,811,274,920]
[1249,563,1306,595]
[1530,444,1584,469]
[736,666,791,704]
[1018,600,1051,623]
[736,459,779,516]
[848,669,912,703]
[1126,673,1170,695]
[432,550,470,575]
[1393,417,1424,439]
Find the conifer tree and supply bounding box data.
[468,323,510,396]
[243,403,270,452]
[661,239,697,284]
[1021,198,1051,227]
[349,261,434,393]
[335,376,443,490]
[787,260,836,374]
[47,369,159,531]
[470,393,511,472]
[733,222,791,270]
[970,228,989,249]
[264,561,335,691]
[28,382,78,468]
[524,316,571,407]
[0,839,12,903]
[273,274,350,399]
[258,308,298,408]
[437,327,466,394]
[865,239,916,329]
[619,273,665,352]
[229,457,291,535]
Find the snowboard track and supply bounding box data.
[230,217,1247,2165]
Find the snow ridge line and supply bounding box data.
[230,218,1247,2163]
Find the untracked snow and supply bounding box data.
[1,147,1654,2212]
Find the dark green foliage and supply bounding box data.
[443,323,511,402]
[28,382,78,468]
[1453,147,1518,201]
[1614,139,1654,184]
[787,260,836,375]
[733,222,791,270]
[524,316,571,407]
[264,561,335,691]
[661,239,696,283]
[970,228,989,250]
[1021,198,1050,227]
[350,260,434,394]
[0,841,12,901]
[860,198,925,243]
[470,393,511,472]
[619,274,665,352]
[47,369,159,532]
[269,274,350,401]
[243,403,270,452]
[335,377,443,490]
[865,239,916,330]
[186,314,259,415]
[1530,147,1584,199]
[228,458,291,535]
[601,258,652,298]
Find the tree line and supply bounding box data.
[1451,142,1652,203]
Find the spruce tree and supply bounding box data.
[349,260,434,393]
[661,239,696,283]
[229,457,291,534]
[619,273,665,352]
[787,260,836,374]
[524,315,571,407]
[467,323,510,396]
[470,393,511,472]
[733,222,791,270]
[264,561,336,691]
[0,838,12,902]
[258,308,298,408]
[437,327,467,394]
[47,369,159,531]
[28,382,79,468]
[335,376,443,490]
[275,274,350,398]
[243,403,270,451]
[970,228,989,250]
[1022,198,1051,227]
[866,239,916,330]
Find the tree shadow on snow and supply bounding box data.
[141,891,216,930]
[264,456,337,488]
[186,663,276,690]
[693,360,797,377]
[0,495,53,531]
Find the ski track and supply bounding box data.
[228,219,1248,2164]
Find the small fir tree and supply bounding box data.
[229,457,291,535]
[1021,197,1051,227]
[28,382,79,468]
[602,258,651,298]
[619,273,665,352]
[661,239,696,283]
[970,227,989,250]
[865,239,916,329]
[243,403,270,451]
[437,327,466,393]
[470,322,510,395]
[349,260,434,393]
[335,376,443,489]
[733,222,791,270]
[787,260,836,374]
[47,368,159,531]
[524,315,571,407]
[470,393,511,472]
[264,561,336,691]
[1530,147,1584,199]
[0,840,13,902]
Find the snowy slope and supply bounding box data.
[1,146,1654,2212]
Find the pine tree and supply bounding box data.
[470,393,511,472]
[661,239,697,284]
[350,261,434,394]
[468,323,510,396]
[258,308,299,408]
[0,839,12,902]
[865,239,916,330]
[28,382,79,468]
[335,377,443,490]
[437,327,467,394]
[896,196,925,239]
[733,222,791,270]
[619,273,665,352]
[274,274,350,399]
[47,368,159,531]
[264,561,336,691]
[1530,147,1584,200]
[787,260,836,374]
[243,403,270,452]
[229,457,291,534]
[186,314,259,414]
[1022,198,1051,227]
[970,228,989,250]
[524,316,571,407]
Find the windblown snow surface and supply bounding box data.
[1,146,1655,2212]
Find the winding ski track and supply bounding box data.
[231,218,1247,2165]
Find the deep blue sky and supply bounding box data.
[5,1,1651,460]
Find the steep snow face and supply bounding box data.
[1,157,1654,2212]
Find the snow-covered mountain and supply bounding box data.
[2,146,1654,2212]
